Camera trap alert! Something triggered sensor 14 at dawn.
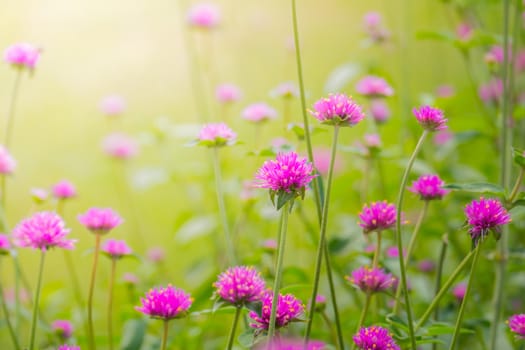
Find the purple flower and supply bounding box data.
[452,282,466,302]
[52,319,74,339]
[147,247,165,263]
[346,266,395,294]
[102,132,139,159]
[249,291,304,330]
[413,105,447,132]
[255,338,325,350]
[353,325,400,350]
[408,174,448,200]
[136,285,193,320]
[508,314,525,339]
[0,234,11,254]
[310,94,365,127]
[99,95,126,116]
[101,239,132,259]
[309,294,327,313]
[356,76,394,97]
[4,43,40,69]
[369,100,390,124]
[479,78,503,105]
[58,346,80,350]
[214,266,266,306]
[78,208,123,234]
[0,145,16,175]
[12,212,76,251]
[52,180,77,200]
[464,197,511,243]
[216,83,242,103]
[197,123,237,147]
[417,259,435,273]
[242,102,278,123]
[358,201,396,234]
[187,3,220,29]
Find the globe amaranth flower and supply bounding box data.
[0,234,11,254]
[99,95,126,116]
[57,346,80,350]
[12,212,76,251]
[213,266,266,306]
[358,201,396,234]
[356,76,394,98]
[270,81,299,99]
[187,3,220,29]
[369,100,390,124]
[4,43,40,69]
[310,93,365,127]
[479,78,503,105]
[508,314,525,339]
[101,239,132,259]
[255,338,325,350]
[413,105,447,132]
[123,272,139,285]
[346,266,395,294]
[102,132,139,160]
[136,284,193,320]
[78,207,123,235]
[147,247,165,263]
[353,325,400,350]
[417,259,435,273]
[452,282,466,302]
[216,83,242,103]
[408,174,448,201]
[197,122,237,147]
[309,294,327,313]
[363,12,390,42]
[52,319,74,339]
[464,197,511,243]
[313,147,343,176]
[249,290,304,330]
[52,180,77,199]
[0,145,16,175]
[242,102,278,123]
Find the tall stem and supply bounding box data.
[107,259,117,350]
[508,167,524,203]
[87,234,102,350]
[161,319,170,350]
[226,306,242,350]
[432,235,448,350]
[267,202,290,343]
[28,249,46,350]
[372,231,382,268]
[63,249,89,338]
[393,130,428,350]
[4,69,22,148]
[449,243,482,350]
[212,148,235,266]
[0,259,21,350]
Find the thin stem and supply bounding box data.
[449,243,482,350]
[28,249,46,350]
[320,311,338,347]
[161,319,170,350]
[432,235,448,350]
[212,148,235,266]
[63,249,89,339]
[372,231,382,268]
[508,167,524,203]
[107,259,117,350]
[4,69,22,148]
[87,234,102,350]
[226,306,242,350]
[0,259,21,350]
[322,244,344,350]
[351,293,372,350]
[267,201,290,343]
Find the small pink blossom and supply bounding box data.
[248,290,304,330]
[12,212,76,251]
[363,12,390,42]
[215,83,242,103]
[52,180,77,199]
[452,282,466,301]
[52,319,74,339]
[30,188,49,203]
[358,201,397,234]
[484,45,505,65]
[418,259,435,273]
[0,146,16,175]
[310,94,365,127]
[187,3,220,29]
[313,147,343,176]
[78,207,123,234]
[508,314,525,339]
[479,78,503,105]
[385,246,406,259]
[364,133,381,149]
[409,174,449,200]
[346,266,395,294]
[369,100,391,124]
[261,239,277,252]
[436,84,455,98]
[214,266,266,306]
[465,197,511,243]
[100,95,126,116]
[197,123,237,147]
[102,239,132,259]
[242,103,278,123]
[456,22,474,41]
[102,132,139,160]
[4,43,40,69]
[0,234,11,254]
[136,284,193,320]
[356,76,394,97]
[413,105,447,132]
[309,294,327,313]
[270,81,299,99]
[353,325,400,350]
[123,272,139,285]
[147,247,165,263]
[433,130,453,145]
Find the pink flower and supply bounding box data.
[0,146,16,175]
[187,3,220,29]
[215,83,242,103]
[409,174,448,200]
[436,84,455,98]
[255,338,325,350]
[385,246,405,259]
[353,325,400,350]
[99,95,126,116]
[78,207,123,234]
[147,247,165,263]
[452,282,466,301]
[464,197,511,243]
[58,346,80,350]
[123,272,139,285]
[484,45,505,65]
[4,43,40,69]
[358,201,396,234]
[102,132,139,160]
[313,147,343,176]
[197,123,237,147]
[413,105,447,132]
[52,180,77,199]
[516,50,525,72]
[508,314,525,339]
[52,319,74,339]
[433,130,453,145]
[479,78,503,105]
[214,266,266,306]
[356,76,394,97]
[369,100,391,124]
[364,133,381,149]
[310,94,365,127]
[270,82,299,99]
[309,294,327,313]
[0,234,11,254]
[456,22,474,41]
[346,266,395,294]
[242,103,278,123]
[417,259,435,273]
[363,12,390,42]
[249,290,304,330]
[30,188,49,203]
[102,239,132,259]
[12,212,76,251]
[136,285,192,320]
[261,239,277,253]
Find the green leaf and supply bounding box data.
[425,322,474,336]
[328,235,351,254]
[238,329,258,348]
[280,283,313,295]
[119,319,146,350]
[512,147,525,167]
[416,30,455,42]
[385,313,409,332]
[276,191,296,210]
[511,198,525,209]
[443,182,505,196]
[190,306,237,317]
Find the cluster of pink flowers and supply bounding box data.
[408,174,448,200]
[136,285,193,320]
[242,103,277,123]
[464,197,511,243]
[508,314,525,338]
[102,132,139,160]
[4,43,40,69]
[358,201,397,234]
[197,123,237,147]
[216,83,242,103]
[249,291,304,330]
[187,3,220,29]
[214,266,266,306]
[356,75,394,97]
[101,239,132,259]
[310,94,365,127]
[78,207,123,234]
[0,145,16,175]
[346,266,395,294]
[12,212,76,251]
[413,106,447,132]
[353,325,400,350]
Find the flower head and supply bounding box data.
[12,212,76,251]
[433,130,453,145]
[270,82,299,99]
[197,123,237,147]
[508,314,525,339]
[136,284,192,320]
[214,266,266,306]
[123,272,139,285]
[346,266,395,294]
[309,294,327,313]
[101,239,132,259]
[99,95,126,116]
[255,338,325,350]
[78,207,123,234]
[0,146,16,175]
[363,12,390,42]
[358,201,396,234]
[187,3,220,29]
[452,282,466,302]
[417,259,435,273]
[31,188,49,203]
[52,180,77,200]
[147,247,165,263]
[102,132,139,160]
[479,78,503,105]
[242,103,278,123]
[310,94,365,127]
[313,147,343,176]
[4,43,40,69]
[249,290,304,330]
[464,197,511,244]
[216,83,242,103]
[353,325,400,350]
[456,22,474,41]
[356,76,394,98]
[0,234,11,254]
[52,319,74,339]
[369,100,390,124]
[409,174,448,200]
[413,106,447,132]
[58,346,80,350]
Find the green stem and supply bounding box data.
[212,148,235,266]
[161,319,169,350]
[108,259,117,350]
[449,243,482,350]
[0,259,21,350]
[63,249,89,339]
[268,201,290,342]
[351,293,372,350]
[508,167,524,204]
[4,69,22,148]
[393,130,428,350]
[28,249,46,350]
[87,234,102,350]
[226,306,242,350]
[432,235,448,350]
[320,311,338,347]
[372,231,382,268]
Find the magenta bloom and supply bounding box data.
[310,94,365,127]
[187,3,220,29]
[147,247,165,263]
[456,22,474,41]
[249,291,304,330]
[197,123,237,147]
[464,197,511,243]
[417,259,435,273]
[52,319,74,339]
[0,145,16,175]
[0,234,11,254]
[216,83,242,103]
[101,239,132,259]
[508,314,525,338]
[58,346,80,350]
[4,43,40,69]
[52,180,77,199]
[353,325,400,350]
[99,95,126,116]
[369,100,390,124]
[363,12,390,42]
[413,106,447,132]
[485,45,505,65]
[452,282,466,302]
[12,212,76,251]
[242,102,278,123]
[346,266,395,294]
[78,208,123,234]
[214,266,266,306]
[358,201,396,234]
[409,174,448,200]
[356,76,394,97]
[136,284,192,320]
[309,293,327,313]
[479,78,503,105]
[270,82,299,99]
[102,132,139,160]
[255,338,325,350]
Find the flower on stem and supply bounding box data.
[99,95,126,116]
[52,319,74,339]
[213,266,266,307]
[484,45,505,65]
[413,105,447,132]
[102,132,139,160]
[353,325,400,350]
[363,12,390,42]
[0,145,16,175]
[508,314,525,339]
[358,201,397,234]
[123,272,139,285]
[369,100,390,124]
[456,22,474,41]
[136,285,193,320]
[479,78,503,105]
[248,290,304,330]
[356,76,394,98]
[464,197,511,244]
[0,234,11,254]
[270,81,300,99]
[147,247,165,263]
[52,180,77,200]
[187,3,220,29]
[216,83,242,104]
[345,266,395,294]
[101,239,132,259]
[197,123,237,147]
[4,43,40,70]
[57,346,80,350]
[313,147,343,176]
[255,338,325,350]
[310,93,365,127]
[12,212,76,250]
[78,207,123,235]
[452,282,466,302]
[417,259,435,273]
[242,102,277,123]
[408,174,448,201]
[309,294,327,313]
[30,188,49,204]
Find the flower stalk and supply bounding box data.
[28,249,46,350]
